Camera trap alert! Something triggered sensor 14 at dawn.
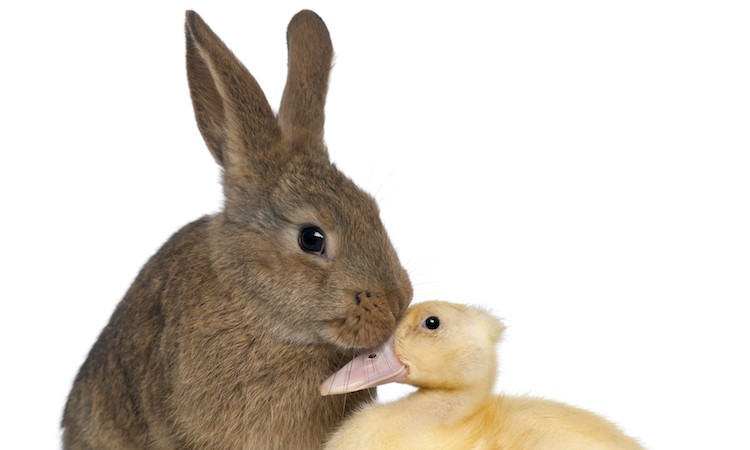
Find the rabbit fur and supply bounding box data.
[62,10,412,450]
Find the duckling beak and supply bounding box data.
[320,337,408,396]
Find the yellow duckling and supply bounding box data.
[321,301,645,450]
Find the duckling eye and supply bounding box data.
[299,226,325,254]
[424,316,440,330]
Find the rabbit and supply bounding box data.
[61,10,412,450]
[321,301,645,450]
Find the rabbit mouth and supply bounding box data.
[327,292,400,349]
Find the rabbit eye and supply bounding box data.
[424,316,440,330]
[299,226,326,254]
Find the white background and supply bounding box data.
[2,1,749,449]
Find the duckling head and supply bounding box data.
[320,301,505,395]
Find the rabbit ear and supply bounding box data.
[185,11,280,167]
[278,10,334,146]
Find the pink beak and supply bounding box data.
[320,337,408,396]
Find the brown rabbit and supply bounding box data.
[62,10,412,450]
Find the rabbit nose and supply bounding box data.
[354,288,408,320]
[354,291,372,306]
[354,291,392,313]
[337,290,398,347]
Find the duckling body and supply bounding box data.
[322,301,644,450]
[326,393,642,450]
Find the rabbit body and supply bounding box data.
[62,10,412,450]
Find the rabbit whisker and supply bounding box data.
[340,338,360,419]
[313,324,348,378]
[372,163,402,205]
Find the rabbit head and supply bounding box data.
[185,11,412,349]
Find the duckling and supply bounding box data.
[320,301,645,450]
